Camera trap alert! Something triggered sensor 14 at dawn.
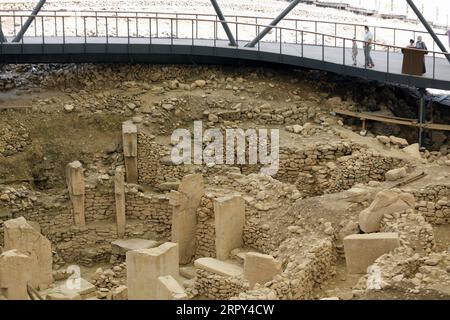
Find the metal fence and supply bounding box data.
[0,9,448,51]
[0,12,449,83]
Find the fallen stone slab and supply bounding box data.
[344,232,400,274]
[359,189,415,233]
[389,136,408,147]
[46,291,82,300]
[194,257,243,277]
[111,239,159,255]
[402,143,421,160]
[157,275,187,300]
[47,278,96,300]
[3,217,53,289]
[385,167,407,181]
[244,252,282,288]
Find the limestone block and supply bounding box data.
[126,242,179,300]
[66,161,86,226]
[389,136,408,147]
[194,257,243,277]
[3,217,53,289]
[168,190,188,209]
[46,278,96,300]
[244,252,282,288]
[344,233,400,274]
[214,195,245,260]
[376,135,390,145]
[385,167,407,181]
[111,239,158,256]
[156,275,187,300]
[359,190,415,233]
[402,143,421,160]
[114,166,126,238]
[46,291,82,300]
[0,249,32,300]
[171,174,204,264]
[110,285,128,300]
[345,187,372,203]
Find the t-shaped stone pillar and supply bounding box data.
[170,174,204,264]
[3,217,53,289]
[214,195,245,260]
[66,161,86,227]
[126,242,179,300]
[0,249,32,300]
[122,121,138,184]
[114,166,126,238]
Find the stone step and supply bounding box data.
[194,257,243,277]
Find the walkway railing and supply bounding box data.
[0,12,449,84]
[0,9,449,52]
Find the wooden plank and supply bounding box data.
[334,109,450,132]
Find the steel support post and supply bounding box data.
[245,0,301,47]
[406,0,450,63]
[418,90,425,149]
[12,0,46,43]
[0,27,6,42]
[210,0,237,46]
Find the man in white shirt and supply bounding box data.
[363,26,375,68]
[447,29,450,49]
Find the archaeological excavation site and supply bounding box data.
[0,0,449,303]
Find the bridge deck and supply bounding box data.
[1,37,450,90]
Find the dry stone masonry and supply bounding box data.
[0,50,448,301]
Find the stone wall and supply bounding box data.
[0,122,30,157]
[416,199,450,225]
[48,220,155,266]
[125,189,171,239]
[195,194,216,259]
[265,238,336,300]
[232,237,336,300]
[0,185,71,248]
[410,184,450,202]
[243,219,274,254]
[0,182,172,266]
[193,269,250,300]
[410,184,450,225]
[85,183,115,222]
[380,209,435,253]
[0,75,16,91]
[137,130,407,199]
[275,141,355,187]
[324,150,407,194]
[137,132,161,185]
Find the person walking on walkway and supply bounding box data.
[352,37,358,66]
[416,36,428,74]
[446,29,450,59]
[363,26,374,68]
[447,29,450,49]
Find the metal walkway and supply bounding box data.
[1,12,450,90]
